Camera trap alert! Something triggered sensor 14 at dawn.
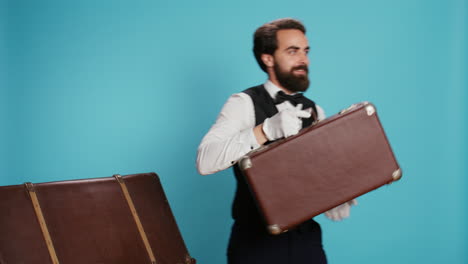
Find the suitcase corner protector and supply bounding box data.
[392,168,402,181]
[239,156,252,170]
[365,104,376,116]
[185,254,196,264]
[267,224,283,235]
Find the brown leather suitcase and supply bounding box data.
[0,172,196,264]
[238,102,402,235]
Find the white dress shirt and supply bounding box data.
[197,80,325,175]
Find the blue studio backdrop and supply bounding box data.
[1,0,467,263]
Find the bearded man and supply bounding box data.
[197,18,356,264]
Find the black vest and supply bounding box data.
[232,85,317,226]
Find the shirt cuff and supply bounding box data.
[228,128,261,166]
[243,127,261,151]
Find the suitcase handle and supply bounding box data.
[339,102,375,117]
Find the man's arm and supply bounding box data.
[315,105,325,121]
[197,94,322,175]
[197,93,261,175]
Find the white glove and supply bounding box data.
[262,103,312,141]
[325,199,358,221]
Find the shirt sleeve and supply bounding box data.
[316,104,326,120]
[196,93,260,175]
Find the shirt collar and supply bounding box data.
[264,80,283,99]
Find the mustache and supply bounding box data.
[291,65,308,73]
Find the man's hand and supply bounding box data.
[325,199,358,221]
[262,103,311,141]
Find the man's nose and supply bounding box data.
[299,51,309,65]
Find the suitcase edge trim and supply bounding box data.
[114,174,157,264]
[25,182,60,264]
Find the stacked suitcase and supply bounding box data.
[0,172,195,264]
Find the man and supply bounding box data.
[197,18,356,264]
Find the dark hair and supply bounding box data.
[253,18,306,72]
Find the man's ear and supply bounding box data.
[261,54,274,68]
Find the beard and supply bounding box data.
[274,64,310,93]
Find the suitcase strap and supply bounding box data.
[114,175,157,264]
[25,182,60,264]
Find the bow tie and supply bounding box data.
[274,91,305,106]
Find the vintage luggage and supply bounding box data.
[238,102,402,235]
[0,172,196,264]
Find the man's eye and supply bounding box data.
[288,50,297,55]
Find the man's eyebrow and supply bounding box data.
[285,46,310,51]
[285,46,300,51]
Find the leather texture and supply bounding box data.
[0,172,195,264]
[240,102,402,234]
